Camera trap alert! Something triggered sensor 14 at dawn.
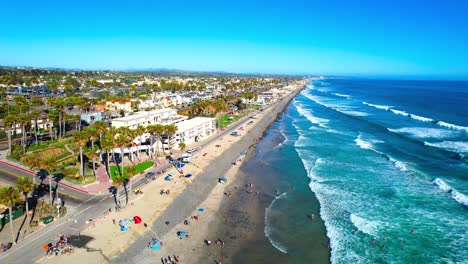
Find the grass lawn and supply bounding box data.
[110,160,154,180]
[218,114,238,128]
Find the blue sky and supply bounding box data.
[1,0,468,78]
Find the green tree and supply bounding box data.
[39,157,56,204]
[164,124,177,154]
[178,142,187,152]
[100,134,114,178]
[0,186,23,244]
[125,166,137,197]
[3,114,16,155]
[15,177,34,228]
[115,128,130,178]
[73,130,88,184]
[29,110,40,145]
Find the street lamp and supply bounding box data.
[56,204,61,221]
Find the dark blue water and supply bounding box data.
[256,78,467,263]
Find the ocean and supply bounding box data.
[235,78,467,263]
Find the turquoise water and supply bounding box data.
[243,79,467,263]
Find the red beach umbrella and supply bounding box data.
[134,216,142,224]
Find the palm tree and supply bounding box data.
[178,142,187,152]
[153,124,165,155]
[125,166,137,196]
[3,114,16,155]
[100,134,114,178]
[135,125,146,160]
[18,113,29,153]
[0,186,23,244]
[29,110,40,145]
[164,124,177,154]
[48,97,65,138]
[115,131,129,178]
[39,156,56,204]
[85,147,99,176]
[93,120,108,144]
[20,154,40,186]
[85,126,98,171]
[73,130,88,184]
[15,177,34,228]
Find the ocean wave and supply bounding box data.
[390,108,409,117]
[388,156,408,172]
[362,102,392,111]
[294,100,329,128]
[350,214,381,236]
[354,138,374,150]
[388,127,457,139]
[436,121,468,133]
[409,114,433,122]
[424,141,468,154]
[333,93,352,98]
[432,178,468,207]
[363,101,435,123]
[264,193,288,254]
[341,110,369,117]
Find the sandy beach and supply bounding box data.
[38,82,306,264]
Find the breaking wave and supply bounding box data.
[362,102,392,111]
[424,141,468,154]
[432,178,468,207]
[436,121,468,133]
[265,193,288,254]
[350,214,381,236]
[333,93,352,98]
[294,100,329,128]
[388,127,457,140]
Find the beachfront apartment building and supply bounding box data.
[257,91,279,105]
[172,117,216,148]
[111,108,187,129]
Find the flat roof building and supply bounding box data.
[111,108,186,129]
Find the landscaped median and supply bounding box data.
[109,160,154,180]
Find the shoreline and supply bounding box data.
[37,82,308,264]
[114,83,308,263]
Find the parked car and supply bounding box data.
[186,148,196,154]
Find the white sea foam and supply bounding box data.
[362,102,392,111]
[341,110,369,117]
[432,178,452,192]
[333,93,351,98]
[432,178,468,207]
[409,114,433,122]
[424,141,468,154]
[350,214,381,236]
[388,127,456,139]
[294,100,329,128]
[436,121,468,133]
[264,193,288,254]
[354,138,373,150]
[390,109,409,117]
[388,156,408,172]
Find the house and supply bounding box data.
[105,99,132,116]
[81,111,104,125]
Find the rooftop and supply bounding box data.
[112,108,175,122]
[176,117,214,132]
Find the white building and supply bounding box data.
[111,108,186,129]
[257,92,279,105]
[174,117,216,147]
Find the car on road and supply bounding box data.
[186,148,196,154]
[145,172,155,178]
